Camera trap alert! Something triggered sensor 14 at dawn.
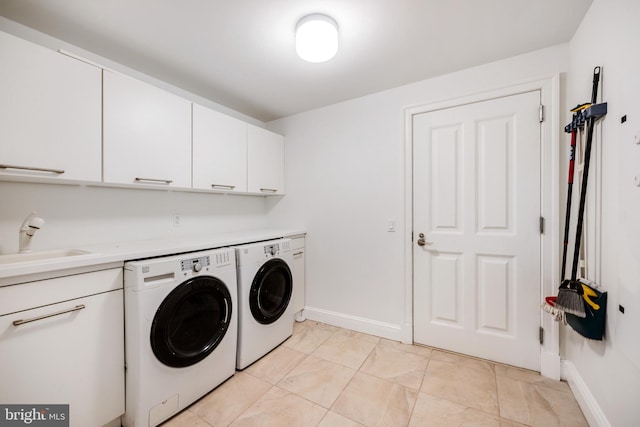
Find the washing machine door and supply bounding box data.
[150,276,232,368]
[250,258,293,325]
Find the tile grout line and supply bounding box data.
[286,322,362,426]
[493,360,505,423]
[234,323,341,426]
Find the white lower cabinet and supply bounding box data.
[248,125,285,195]
[103,70,192,188]
[0,268,125,427]
[0,30,102,182]
[291,235,306,320]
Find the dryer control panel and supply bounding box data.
[262,240,291,258]
[181,256,210,273]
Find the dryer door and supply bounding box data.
[249,258,293,324]
[150,276,232,368]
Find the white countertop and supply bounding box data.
[0,228,305,286]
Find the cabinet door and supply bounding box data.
[291,236,305,314]
[0,289,125,427]
[247,125,285,195]
[192,104,248,192]
[103,71,191,188]
[0,31,101,182]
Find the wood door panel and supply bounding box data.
[476,115,514,233]
[430,125,463,232]
[430,252,463,326]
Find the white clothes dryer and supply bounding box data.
[235,238,294,369]
[123,248,237,427]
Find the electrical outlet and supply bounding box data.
[173,214,181,227]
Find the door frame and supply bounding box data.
[403,75,561,379]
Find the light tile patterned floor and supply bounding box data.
[162,321,588,427]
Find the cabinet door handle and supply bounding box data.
[12,304,85,326]
[260,188,278,193]
[0,164,65,174]
[211,184,236,190]
[134,177,173,185]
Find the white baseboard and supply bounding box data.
[561,360,611,427]
[302,306,403,342]
[103,417,121,427]
[399,322,413,345]
[540,351,561,380]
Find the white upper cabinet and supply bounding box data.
[0,31,101,182]
[103,70,191,188]
[1,31,286,195]
[247,125,285,195]
[192,104,248,192]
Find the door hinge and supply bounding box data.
[539,216,545,234]
[539,326,544,345]
[539,105,544,123]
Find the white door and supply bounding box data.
[413,91,542,371]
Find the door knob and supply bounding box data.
[417,233,433,247]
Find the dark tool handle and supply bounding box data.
[561,125,578,281]
[590,66,601,108]
[570,66,601,281]
[568,128,577,185]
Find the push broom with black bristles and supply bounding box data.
[556,66,602,318]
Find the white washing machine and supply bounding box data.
[235,238,294,369]
[123,248,237,427]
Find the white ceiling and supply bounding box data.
[0,0,592,122]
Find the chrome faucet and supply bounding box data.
[19,211,45,253]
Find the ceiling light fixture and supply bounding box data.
[295,14,339,63]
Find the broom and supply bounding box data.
[556,279,585,317]
[554,111,582,318]
[555,66,601,317]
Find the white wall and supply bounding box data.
[267,45,570,338]
[0,182,269,253]
[562,1,640,426]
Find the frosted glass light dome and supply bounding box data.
[295,14,339,63]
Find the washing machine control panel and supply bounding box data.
[263,243,280,257]
[181,256,210,273]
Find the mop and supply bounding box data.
[543,109,583,323]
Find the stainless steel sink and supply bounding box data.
[0,249,91,265]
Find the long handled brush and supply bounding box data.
[555,66,601,317]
